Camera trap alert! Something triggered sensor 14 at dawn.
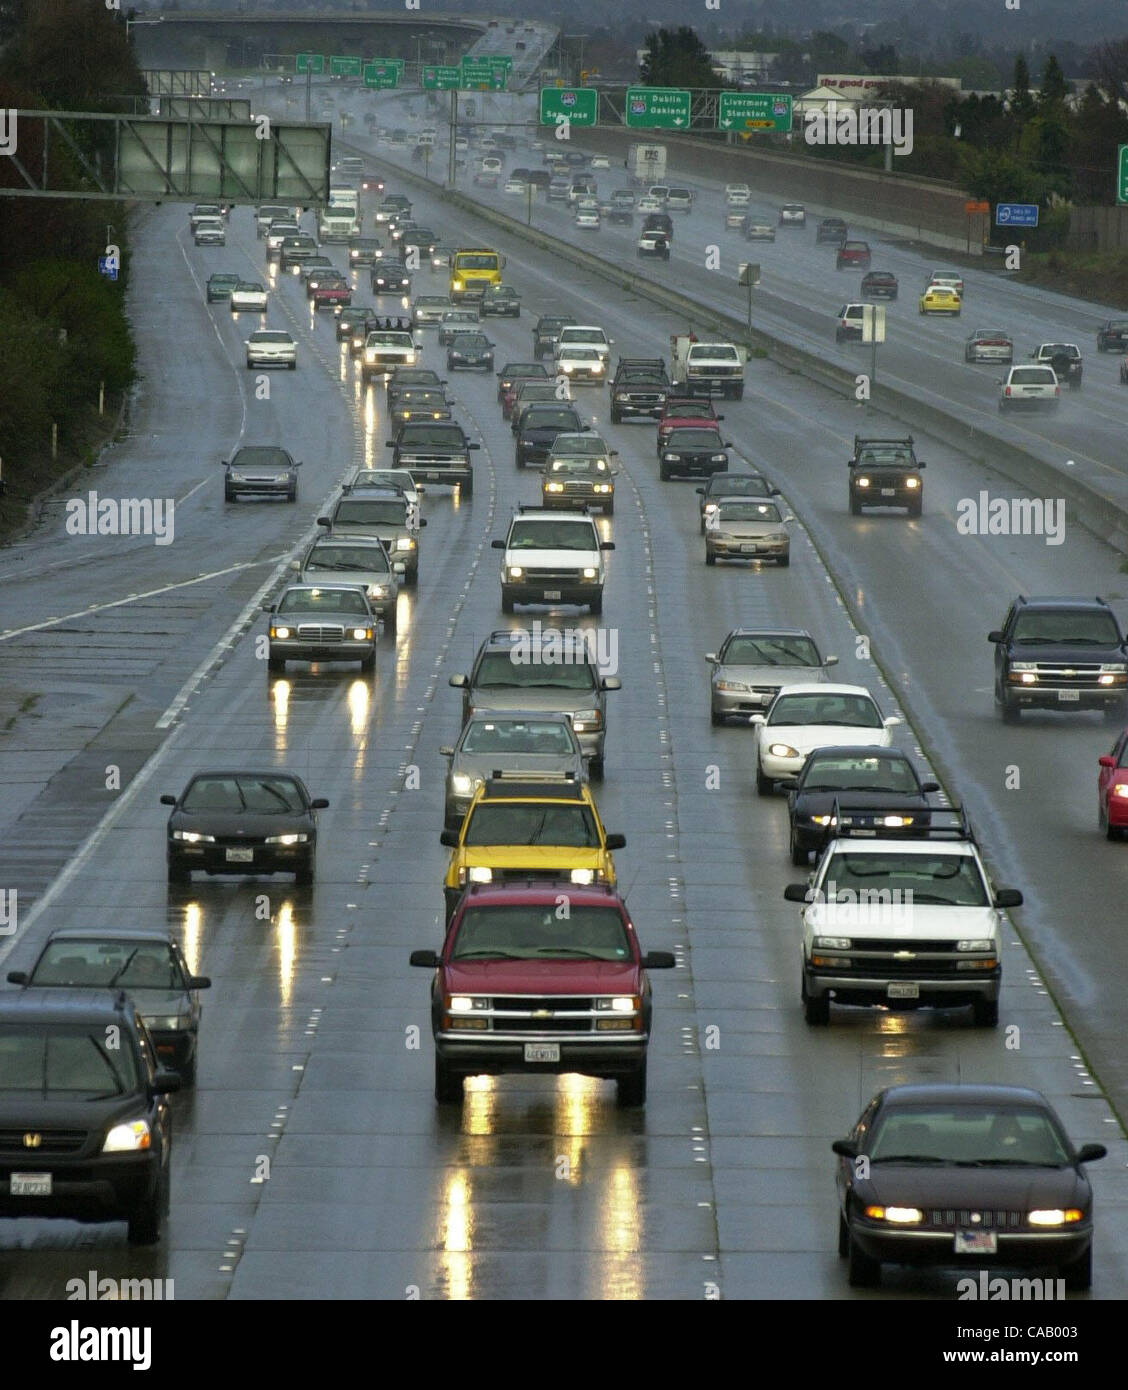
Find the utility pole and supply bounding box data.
[447,87,459,188]
[305,64,312,122]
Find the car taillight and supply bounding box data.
[1004,387,1012,396]
[1054,386,1061,395]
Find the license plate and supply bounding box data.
[543,590,561,601]
[10,1173,52,1196]
[887,982,919,999]
[740,544,759,554]
[955,1231,998,1255]
[881,488,896,497]
[1058,689,1080,702]
[851,828,877,836]
[226,847,254,863]
[524,1043,560,1063]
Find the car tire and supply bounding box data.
[1061,1244,1093,1292]
[908,499,922,518]
[998,686,1020,723]
[755,765,774,796]
[802,976,830,1026]
[847,1233,880,1287]
[288,361,296,370]
[384,607,398,636]
[360,651,376,673]
[710,706,724,727]
[501,593,515,614]
[127,1174,167,1247]
[225,487,237,503]
[180,1050,197,1088]
[435,1056,464,1105]
[778,554,790,567]
[167,860,190,885]
[790,833,808,867]
[705,549,716,566]
[604,500,614,516]
[589,755,604,782]
[849,495,863,515]
[659,460,671,481]
[294,858,314,888]
[267,656,285,674]
[610,406,621,424]
[287,487,297,503]
[616,1061,647,1107]
[838,1212,850,1257]
[972,997,999,1028]
[589,593,603,616]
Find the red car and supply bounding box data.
[498,366,549,415]
[1098,728,1128,838]
[361,172,385,194]
[836,240,872,270]
[410,882,676,1106]
[656,397,724,455]
[308,274,352,309]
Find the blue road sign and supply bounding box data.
[995,203,1039,227]
[98,256,118,280]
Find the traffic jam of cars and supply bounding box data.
[2,68,1125,1322]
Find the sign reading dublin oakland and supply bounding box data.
[803,100,913,157]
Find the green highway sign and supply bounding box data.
[718,91,792,132]
[329,56,362,77]
[363,62,400,89]
[295,54,325,75]
[421,65,461,90]
[624,86,691,129]
[539,87,598,127]
[489,56,513,72]
[1119,145,1128,204]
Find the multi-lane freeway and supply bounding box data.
[0,79,1125,1303]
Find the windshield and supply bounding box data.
[722,635,819,666]
[455,255,499,270]
[252,333,292,344]
[857,447,914,466]
[522,410,580,430]
[31,940,185,990]
[667,430,725,449]
[454,335,490,349]
[231,447,291,468]
[181,774,305,814]
[666,403,714,420]
[821,851,988,906]
[768,693,882,727]
[559,331,606,346]
[463,802,599,847]
[334,501,406,526]
[718,502,783,523]
[1012,611,1121,644]
[550,457,608,475]
[868,1105,1071,1166]
[1042,345,1080,358]
[707,475,768,497]
[475,653,595,691]
[462,719,577,756]
[0,1027,141,1097]
[399,426,465,447]
[1010,368,1056,384]
[509,521,597,550]
[800,754,919,793]
[278,588,369,616]
[517,385,559,403]
[501,363,545,379]
[306,544,390,575]
[452,905,630,961]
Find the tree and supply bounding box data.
[639,26,718,88]
[1010,54,1035,122]
[861,44,898,76]
[1039,54,1068,107]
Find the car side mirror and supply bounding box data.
[883,716,902,727]
[220,460,228,467]
[410,949,440,968]
[601,677,621,691]
[920,780,941,793]
[749,714,766,726]
[987,630,1004,643]
[439,746,454,757]
[776,777,798,790]
[1099,754,1116,768]
[152,1070,181,1095]
[308,798,330,811]
[917,460,926,468]
[704,652,718,664]
[491,539,505,549]
[642,951,676,969]
[723,442,734,449]
[600,541,615,551]
[6,970,28,985]
[695,488,705,496]
[439,830,459,847]
[160,795,177,806]
[419,518,428,527]
[317,516,331,527]
[1076,1143,1107,1163]
[393,562,406,575]
[385,440,395,446]
[261,603,275,613]
[605,833,626,850]
[468,442,481,450]
[610,449,620,457]
[824,656,839,666]
[289,559,301,571]
[994,887,1023,908]
[188,975,212,990]
[449,674,467,688]
[831,1138,858,1159]
[784,883,814,902]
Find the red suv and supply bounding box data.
[656,397,724,455]
[836,240,872,270]
[410,883,676,1106]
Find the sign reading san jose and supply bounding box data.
[539,87,598,127]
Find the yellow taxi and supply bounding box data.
[439,777,625,922]
[919,285,962,316]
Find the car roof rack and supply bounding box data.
[853,435,913,449]
[829,800,974,841]
[483,777,583,799]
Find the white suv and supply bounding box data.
[556,325,613,363]
[998,364,1060,412]
[784,806,1021,1027]
[725,183,751,206]
[492,508,615,615]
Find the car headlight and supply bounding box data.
[855,476,870,488]
[507,566,523,579]
[448,995,476,1014]
[1113,783,1128,799]
[592,363,604,373]
[711,453,727,463]
[582,567,598,579]
[467,866,492,883]
[715,680,750,692]
[265,833,310,845]
[172,830,215,843]
[351,627,373,641]
[570,869,595,885]
[452,278,463,290]
[367,584,388,599]
[957,939,994,952]
[767,743,800,758]
[561,363,574,373]
[145,1014,186,1031]
[571,708,602,732]
[450,774,475,795]
[905,477,920,488]
[103,1119,152,1153]
[1028,1209,1083,1226]
[1010,662,1036,671]
[595,995,638,1013]
[396,537,415,550]
[270,626,291,640]
[227,472,246,483]
[811,815,835,826]
[664,453,680,462]
[879,815,911,827]
[865,1206,923,1224]
[545,481,565,492]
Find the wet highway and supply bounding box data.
[0,100,1126,1300]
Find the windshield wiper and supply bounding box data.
[108,949,141,988]
[870,1154,952,1165]
[535,947,610,958]
[453,949,527,960]
[960,1157,1063,1167]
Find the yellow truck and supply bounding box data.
[449,247,505,301]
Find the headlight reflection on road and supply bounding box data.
[275,900,297,1013]
[362,387,381,467]
[347,679,370,781]
[599,1163,643,1299]
[438,1169,473,1301]
[179,900,203,978]
[271,677,290,750]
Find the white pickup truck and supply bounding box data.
[670,334,747,400]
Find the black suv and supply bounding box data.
[610,357,670,423]
[989,596,1128,721]
[848,435,926,517]
[515,403,585,469]
[0,990,178,1244]
[816,217,848,245]
[387,422,479,495]
[532,314,576,360]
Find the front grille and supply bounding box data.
[522,569,584,582]
[296,624,345,641]
[559,482,596,493]
[849,938,963,953]
[500,1016,591,1033]
[1028,663,1103,684]
[928,1209,1025,1230]
[495,866,577,882]
[493,997,591,1011]
[0,1128,87,1155]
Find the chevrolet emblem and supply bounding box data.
[893,951,916,960]
[532,1009,552,1018]
[23,1133,42,1149]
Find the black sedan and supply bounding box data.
[778,747,939,865]
[481,283,521,317]
[696,471,779,532]
[7,928,211,1084]
[447,331,495,371]
[371,265,412,294]
[833,1084,1106,1291]
[861,270,898,299]
[162,771,329,886]
[660,427,733,481]
[223,445,301,503]
[514,404,585,468]
[1096,318,1128,352]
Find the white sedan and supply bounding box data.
[636,194,663,213]
[230,281,268,313]
[574,205,601,230]
[751,684,901,794]
[553,344,606,383]
[590,154,610,169]
[245,330,297,369]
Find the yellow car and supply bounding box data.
[440,778,624,921]
[919,285,962,316]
